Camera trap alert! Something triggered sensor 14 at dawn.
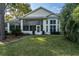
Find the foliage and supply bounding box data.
[61,3,78,33]
[11,26,22,36]
[5,3,32,21]
[72,5,79,22]
[61,3,79,42]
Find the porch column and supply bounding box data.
[7,22,10,33]
[56,19,58,32]
[48,19,50,34]
[21,20,23,32]
[59,20,61,32]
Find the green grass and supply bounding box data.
[0,35,79,56]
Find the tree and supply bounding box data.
[60,3,79,42]
[5,3,32,22]
[71,5,79,42]
[61,4,78,34]
[0,3,32,40]
[72,5,79,22]
[0,3,6,40]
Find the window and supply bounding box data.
[23,25,29,31]
[50,20,56,24]
[46,26,48,32]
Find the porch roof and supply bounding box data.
[6,19,20,25]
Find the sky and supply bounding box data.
[30,3,65,14]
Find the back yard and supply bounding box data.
[0,35,79,56]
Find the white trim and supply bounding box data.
[22,31,32,34]
[7,23,10,33]
[43,20,46,32]
[21,20,23,32]
[56,19,58,32]
[47,19,50,34]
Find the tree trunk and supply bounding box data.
[0,3,5,40]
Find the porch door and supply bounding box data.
[36,25,41,33]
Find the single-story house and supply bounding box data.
[5,7,61,35]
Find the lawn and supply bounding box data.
[0,35,79,56]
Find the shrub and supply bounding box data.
[11,27,22,36]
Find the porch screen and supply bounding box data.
[23,25,29,31]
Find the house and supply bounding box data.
[6,7,61,35]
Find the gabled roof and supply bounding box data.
[20,7,56,19]
[24,7,55,16]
